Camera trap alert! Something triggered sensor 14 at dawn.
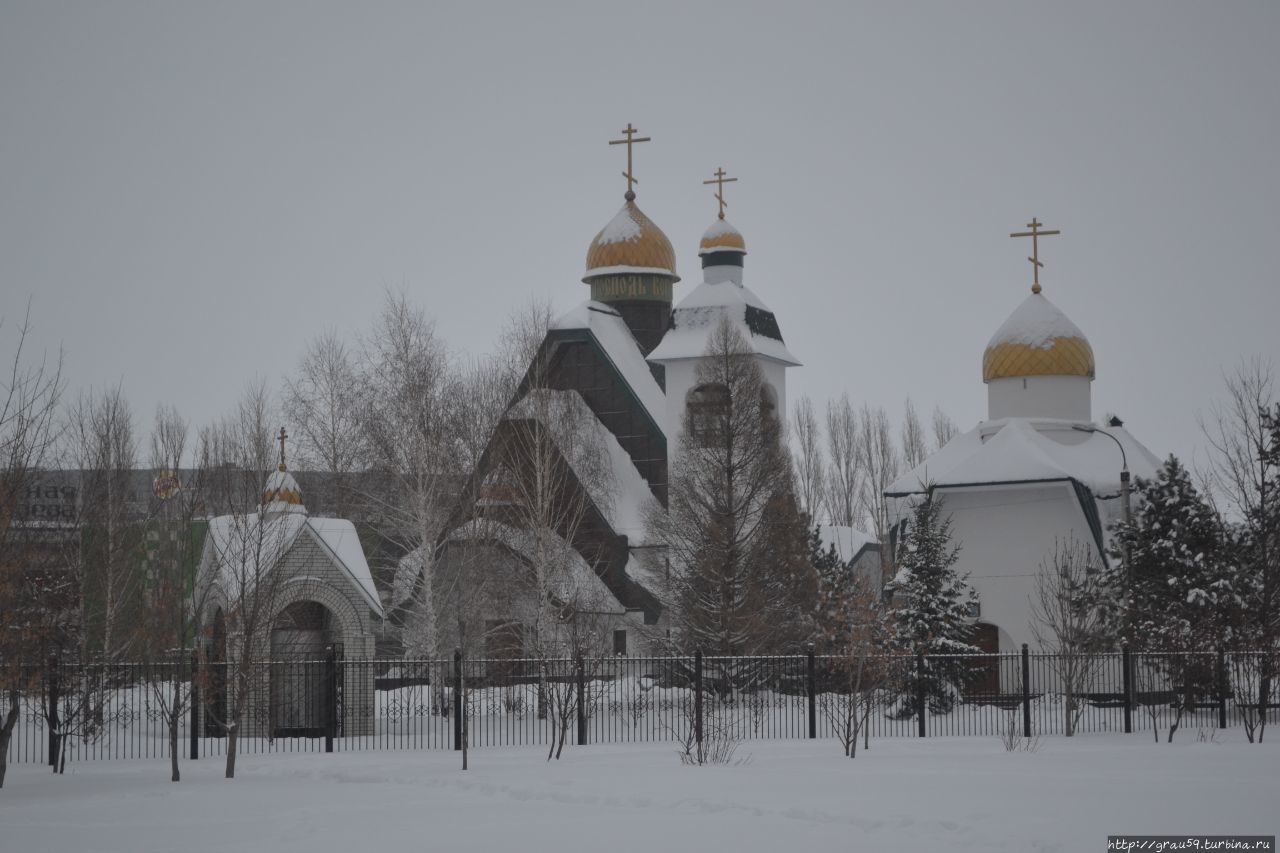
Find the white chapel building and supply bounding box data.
[886,264,1161,654]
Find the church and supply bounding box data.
[431,126,804,658]
[886,221,1161,654]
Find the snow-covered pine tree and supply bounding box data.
[1109,454,1237,741]
[887,493,977,716]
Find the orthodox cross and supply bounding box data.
[1009,218,1060,294]
[703,167,738,220]
[609,123,650,200]
[277,427,288,471]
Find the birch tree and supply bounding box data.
[0,309,64,789]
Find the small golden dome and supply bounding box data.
[584,199,679,281]
[982,292,1095,383]
[699,217,747,255]
[262,468,304,508]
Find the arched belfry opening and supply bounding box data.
[686,383,729,446]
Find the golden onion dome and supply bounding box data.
[983,291,1095,383]
[262,467,305,510]
[583,197,679,282]
[699,217,747,255]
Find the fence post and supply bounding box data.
[915,652,926,738]
[1216,650,1228,730]
[806,644,817,739]
[452,649,462,752]
[324,645,337,753]
[1122,644,1133,735]
[47,654,60,769]
[694,649,703,751]
[189,649,200,761]
[576,654,587,746]
[1020,644,1032,738]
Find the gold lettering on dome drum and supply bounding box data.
[590,276,672,303]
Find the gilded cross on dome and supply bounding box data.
[1010,218,1061,294]
[703,167,738,220]
[609,123,650,200]
[277,427,289,472]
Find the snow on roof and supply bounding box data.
[446,518,625,614]
[203,512,383,618]
[596,205,643,244]
[702,218,741,240]
[986,292,1088,350]
[819,525,880,562]
[306,517,384,616]
[507,388,660,543]
[886,417,1162,497]
[647,281,800,366]
[552,300,666,431]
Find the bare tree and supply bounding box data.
[0,308,64,789]
[817,570,893,757]
[357,292,461,675]
[196,384,293,779]
[824,394,863,529]
[1200,358,1278,740]
[282,330,364,515]
[900,398,928,470]
[931,405,959,451]
[791,394,827,522]
[135,405,205,781]
[62,385,142,662]
[857,404,901,555]
[1029,538,1114,737]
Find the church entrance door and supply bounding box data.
[967,622,1002,697]
[270,601,335,738]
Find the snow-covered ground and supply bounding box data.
[2,733,1275,852]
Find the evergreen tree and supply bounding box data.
[1111,455,1238,651]
[1110,455,1238,740]
[887,493,977,716]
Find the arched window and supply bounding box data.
[686,383,729,445]
[760,384,779,438]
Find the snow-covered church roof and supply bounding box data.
[887,417,1161,497]
[552,300,667,433]
[506,388,662,543]
[203,512,384,618]
[647,278,800,365]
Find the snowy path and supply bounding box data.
[2,733,1275,852]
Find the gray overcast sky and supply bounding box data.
[2,1,1277,470]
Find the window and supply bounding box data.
[613,629,628,656]
[686,383,729,445]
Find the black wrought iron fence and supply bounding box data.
[5,648,1279,766]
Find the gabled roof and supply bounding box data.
[203,513,383,617]
[647,280,800,366]
[507,389,661,544]
[887,418,1161,497]
[551,300,666,432]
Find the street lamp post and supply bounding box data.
[1072,424,1131,580]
